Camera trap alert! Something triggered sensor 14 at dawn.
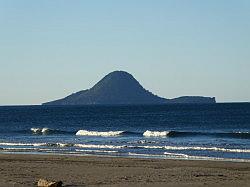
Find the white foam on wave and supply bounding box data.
[2,141,250,154]
[164,152,189,158]
[235,131,249,134]
[2,147,40,150]
[31,127,51,134]
[137,145,163,149]
[76,149,118,153]
[0,142,74,148]
[128,140,158,144]
[76,130,124,136]
[74,144,125,149]
[143,130,170,137]
[128,151,250,162]
[46,143,74,147]
[128,152,165,158]
[163,146,250,153]
[163,152,250,162]
[136,145,250,153]
[0,142,47,146]
[0,142,124,149]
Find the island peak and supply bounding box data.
[43,71,216,105]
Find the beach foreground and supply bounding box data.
[0,154,250,187]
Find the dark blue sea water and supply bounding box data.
[0,104,250,161]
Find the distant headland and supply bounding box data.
[42,71,216,105]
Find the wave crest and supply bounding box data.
[31,128,54,134]
[30,127,71,135]
[76,130,125,137]
[0,142,47,146]
[143,130,170,137]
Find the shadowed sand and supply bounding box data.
[0,154,250,187]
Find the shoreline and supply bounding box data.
[1,151,250,163]
[1,153,250,186]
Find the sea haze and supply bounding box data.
[0,104,250,161]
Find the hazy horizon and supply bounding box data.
[1,0,250,105]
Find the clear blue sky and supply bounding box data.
[0,0,250,105]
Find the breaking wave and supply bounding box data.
[127,152,165,158]
[30,128,72,135]
[0,142,47,146]
[143,130,170,137]
[136,145,250,153]
[76,130,126,136]
[0,142,126,149]
[2,127,250,139]
[75,149,118,153]
[1,141,250,153]
[164,152,189,158]
[74,144,126,149]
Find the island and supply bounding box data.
[42,71,216,105]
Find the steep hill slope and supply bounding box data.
[43,71,215,105]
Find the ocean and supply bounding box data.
[0,104,250,161]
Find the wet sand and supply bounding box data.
[0,154,250,187]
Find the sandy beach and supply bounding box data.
[0,154,249,187]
